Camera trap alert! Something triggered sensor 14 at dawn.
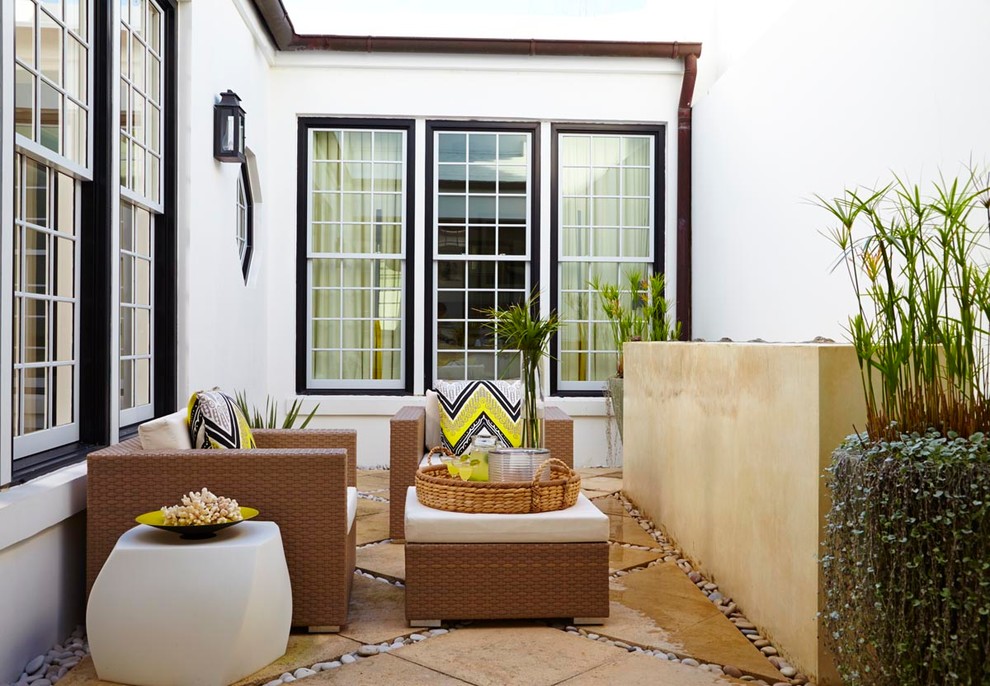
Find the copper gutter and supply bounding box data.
[249,0,700,336]
[677,52,698,339]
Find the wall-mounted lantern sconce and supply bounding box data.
[213,90,246,163]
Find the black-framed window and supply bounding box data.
[118,0,166,428]
[425,121,540,387]
[296,118,415,394]
[550,124,665,395]
[236,163,253,281]
[5,0,178,484]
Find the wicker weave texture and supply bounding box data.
[389,406,425,539]
[86,431,357,629]
[389,405,573,537]
[405,542,609,621]
[414,461,580,514]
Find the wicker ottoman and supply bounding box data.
[403,487,610,627]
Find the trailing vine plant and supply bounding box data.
[818,167,990,684]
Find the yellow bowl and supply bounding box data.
[135,507,259,540]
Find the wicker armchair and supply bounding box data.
[86,429,357,632]
[389,405,573,540]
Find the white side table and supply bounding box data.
[87,521,292,686]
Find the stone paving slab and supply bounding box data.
[356,470,390,489]
[591,495,629,518]
[303,654,470,684]
[392,626,624,686]
[601,564,784,683]
[356,512,390,546]
[356,540,405,582]
[577,467,623,479]
[606,512,659,548]
[356,498,388,518]
[41,657,106,686]
[338,575,411,646]
[609,543,663,573]
[557,650,747,685]
[232,635,362,686]
[58,636,365,686]
[579,476,623,494]
[583,490,618,500]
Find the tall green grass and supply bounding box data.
[482,291,561,448]
[818,168,990,440]
[234,391,318,430]
[590,270,680,377]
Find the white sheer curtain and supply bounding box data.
[310,129,404,385]
[558,133,654,386]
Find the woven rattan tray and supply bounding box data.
[415,457,580,514]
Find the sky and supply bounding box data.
[279,0,698,41]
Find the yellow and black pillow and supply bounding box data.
[187,389,256,450]
[436,380,522,455]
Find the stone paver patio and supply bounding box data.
[59,468,792,686]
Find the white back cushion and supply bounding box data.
[425,389,441,450]
[138,409,193,450]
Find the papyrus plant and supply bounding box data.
[590,270,680,377]
[818,169,990,440]
[482,291,561,448]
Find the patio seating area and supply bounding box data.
[50,468,803,686]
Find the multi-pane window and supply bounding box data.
[433,130,531,382]
[120,0,163,205]
[236,164,253,280]
[306,127,407,389]
[119,202,153,421]
[14,0,90,167]
[556,132,657,390]
[12,154,80,457]
[119,0,163,424]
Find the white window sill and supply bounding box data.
[0,462,87,551]
[293,394,609,417]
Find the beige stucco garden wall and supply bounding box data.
[623,342,865,684]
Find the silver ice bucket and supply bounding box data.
[488,448,552,483]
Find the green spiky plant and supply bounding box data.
[234,391,319,430]
[818,169,990,440]
[482,290,561,448]
[590,270,680,377]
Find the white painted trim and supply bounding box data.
[230,0,276,66]
[539,121,552,398]
[14,135,93,182]
[0,461,86,551]
[175,0,192,407]
[109,0,121,443]
[289,393,608,418]
[273,51,683,77]
[413,119,426,395]
[1,0,15,485]
[120,404,153,428]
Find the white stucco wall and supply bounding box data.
[691,0,990,342]
[0,465,86,683]
[176,0,272,407]
[262,51,685,466]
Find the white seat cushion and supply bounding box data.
[404,487,608,544]
[347,487,358,532]
[138,409,192,450]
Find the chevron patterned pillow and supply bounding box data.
[187,389,257,450]
[436,380,522,455]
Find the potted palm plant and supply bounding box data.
[481,290,561,480]
[591,270,679,440]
